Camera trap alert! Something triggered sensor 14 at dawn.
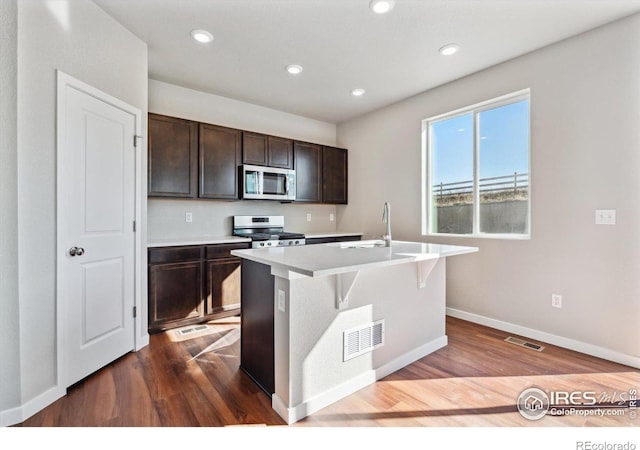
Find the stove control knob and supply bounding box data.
[295,240,299,245]
[259,242,264,247]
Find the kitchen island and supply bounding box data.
[231,240,478,424]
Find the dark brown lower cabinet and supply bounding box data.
[240,259,275,396]
[149,261,204,331]
[206,257,242,315]
[148,242,250,333]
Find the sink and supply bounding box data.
[328,240,387,249]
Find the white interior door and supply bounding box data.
[57,73,138,387]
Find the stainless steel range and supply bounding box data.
[232,215,305,248]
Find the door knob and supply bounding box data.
[69,247,85,257]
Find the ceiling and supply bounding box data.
[93,0,640,124]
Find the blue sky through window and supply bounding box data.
[431,99,529,186]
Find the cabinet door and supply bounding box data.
[267,136,293,169]
[148,114,198,198]
[148,261,204,333]
[206,258,242,315]
[242,131,268,166]
[322,146,348,204]
[199,124,242,199]
[294,141,322,202]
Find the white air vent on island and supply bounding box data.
[343,320,385,361]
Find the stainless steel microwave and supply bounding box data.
[241,164,296,201]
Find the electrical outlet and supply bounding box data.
[551,294,562,308]
[306,213,312,222]
[330,213,335,222]
[277,290,286,313]
[595,209,616,225]
[185,212,193,223]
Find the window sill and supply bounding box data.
[423,232,531,241]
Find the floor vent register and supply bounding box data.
[178,325,209,336]
[504,336,545,352]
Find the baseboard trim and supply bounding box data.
[0,385,66,427]
[446,307,640,369]
[272,370,377,425]
[272,335,448,424]
[375,335,448,380]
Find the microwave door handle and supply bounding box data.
[258,171,263,195]
[284,175,289,194]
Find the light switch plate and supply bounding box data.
[306,213,312,222]
[185,212,193,223]
[595,209,616,225]
[330,213,335,222]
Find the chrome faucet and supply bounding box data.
[382,202,391,247]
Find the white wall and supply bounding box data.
[148,80,339,238]
[274,258,446,423]
[9,0,148,420]
[337,14,640,362]
[0,0,21,415]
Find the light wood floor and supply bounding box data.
[18,316,639,427]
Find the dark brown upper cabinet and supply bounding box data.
[294,141,322,203]
[267,136,293,169]
[242,132,293,169]
[148,113,346,203]
[148,113,198,198]
[199,123,242,200]
[322,146,348,205]
[242,131,268,166]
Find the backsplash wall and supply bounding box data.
[148,199,337,239]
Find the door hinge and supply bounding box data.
[133,220,136,232]
[133,306,137,318]
[133,135,142,148]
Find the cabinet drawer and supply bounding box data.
[206,243,251,259]
[148,246,203,264]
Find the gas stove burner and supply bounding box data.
[232,215,306,248]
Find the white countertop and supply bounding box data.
[231,240,478,277]
[147,236,251,248]
[305,231,364,239]
[147,231,363,248]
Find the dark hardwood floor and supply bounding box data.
[17,316,639,427]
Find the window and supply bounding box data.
[423,90,530,238]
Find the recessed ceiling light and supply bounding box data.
[191,29,213,43]
[286,64,303,75]
[439,43,460,56]
[369,0,395,14]
[351,88,366,97]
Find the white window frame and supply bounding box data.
[422,89,531,240]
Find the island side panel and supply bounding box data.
[240,259,275,396]
[281,258,447,420]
